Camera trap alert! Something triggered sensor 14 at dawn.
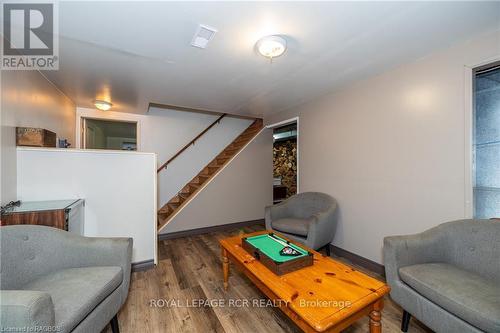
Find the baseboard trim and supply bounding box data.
[329,245,385,277]
[131,259,155,272]
[158,219,265,241]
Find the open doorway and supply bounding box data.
[473,62,500,218]
[82,118,138,151]
[271,120,298,204]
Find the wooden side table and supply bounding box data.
[1,199,84,233]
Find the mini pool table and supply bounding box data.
[242,233,313,275]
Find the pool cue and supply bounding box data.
[268,234,290,248]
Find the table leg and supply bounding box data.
[222,248,229,291]
[369,300,383,333]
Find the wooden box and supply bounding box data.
[16,127,56,147]
[242,234,313,275]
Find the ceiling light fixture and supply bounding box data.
[94,100,112,111]
[256,35,287,61]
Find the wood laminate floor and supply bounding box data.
[103,224,432,333]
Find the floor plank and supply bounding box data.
[103,225,432,333]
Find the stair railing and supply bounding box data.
[157,113,227,173]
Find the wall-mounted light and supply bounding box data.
[256,35,287,60]
[94,100,112,111]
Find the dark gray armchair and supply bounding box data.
[265,192,337,253]
[0,225,133,333]
[384,219,500,333]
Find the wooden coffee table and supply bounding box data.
[220,230,390,333]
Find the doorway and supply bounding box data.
[269,119,298,204]
[82,118,138,151]
[473,62,500,218]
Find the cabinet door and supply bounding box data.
[1,210,66,230]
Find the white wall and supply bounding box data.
[16,148,157,264]
[265,29,500,264]
[75,107,252,207]
[0,69,75,205]
[162,129,273,233]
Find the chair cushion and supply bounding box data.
[272,218,311,236]
[22,266,123,333]
[399,263,500,333]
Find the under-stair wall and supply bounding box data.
[158,116,252,207]
[160,128,273,234]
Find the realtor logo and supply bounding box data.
[1,2,59,70]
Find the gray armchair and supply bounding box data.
[265,192,337,253]
[384,219,500,333]
[0,225,133,333]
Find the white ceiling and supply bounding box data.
[43,1,500,117]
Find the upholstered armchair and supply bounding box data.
[0,225,133,333]
[384,219,500,333]
[265,192,337,254]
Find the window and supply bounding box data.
[473,64,500,218]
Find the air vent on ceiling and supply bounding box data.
[191,24,217,49]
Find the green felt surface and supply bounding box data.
[245,234,308,262]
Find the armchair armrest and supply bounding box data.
[58,234,133,304]
[383,226,446,286]
[306,206,337,249]
[0,290,55,329]
[57,234,132,270]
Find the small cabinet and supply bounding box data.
[1,199,85,234]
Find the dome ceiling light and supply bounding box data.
[256,35,287,61]
[94,100,112,111]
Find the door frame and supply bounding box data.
[266,116,300,194]
[75,108,142,150]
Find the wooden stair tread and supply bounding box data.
[180,183,199,194]
[168,197,181,204]
[168,203,180,210]
[199,168,211,175]
[179,188,191,195]
[225,146,241,153]
[158,209,169,215]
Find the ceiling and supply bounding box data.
[42,1,500,117]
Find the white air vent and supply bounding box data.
[191,24,217,49]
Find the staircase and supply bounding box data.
[157,118,264,231]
